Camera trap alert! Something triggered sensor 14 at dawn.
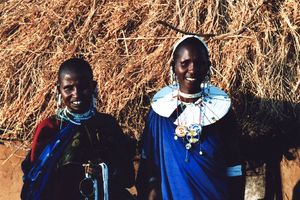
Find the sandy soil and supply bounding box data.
[0,144,299,200]
[0,144,27,200]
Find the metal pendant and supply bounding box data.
[175,125,188,138]
[186,124,202,144]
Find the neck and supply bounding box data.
[178,89,203,103]
[66,108,92,117]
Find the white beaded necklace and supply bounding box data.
[57,107,95,125]
[178,90,202,99]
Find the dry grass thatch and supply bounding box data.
[0,0,299,148]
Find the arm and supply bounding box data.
[115,134,136,189]
[219,109,245,200]
[30,117,59,162]
[105,116,136,189]
[136,110,161,200]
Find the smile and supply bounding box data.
[72,101,82,105]
[186,77,196,81]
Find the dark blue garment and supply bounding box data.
[141,108,234,200]
[22,123,76,200]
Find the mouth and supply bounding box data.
[67,99,92,113]
[71,101,83,106]
[186,77,197,81]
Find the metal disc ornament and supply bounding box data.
[188,124,202,136]
[186,134,199,144]
[185,143,192,150]
[175,125,188,138]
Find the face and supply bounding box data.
[59,70,96,114]
[174,44,210,94]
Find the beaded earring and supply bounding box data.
[170,67,177,85]
[201,66,212,93]
[92,95,97,109]
[56,94,62,107]
[169,60,178,86]
[92,86,98,109]
[56,83,62,108]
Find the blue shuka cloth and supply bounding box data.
[22,123,76,200]
[140,108,235,200]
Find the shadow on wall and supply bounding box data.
[234,93,300,200]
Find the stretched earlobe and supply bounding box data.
[92,81,98,109]
[56,93,62,107]
[169,63,177,85]
[55,83,62,108]
[203,66,212,86]
[170,60,176,73]
[92,95,97,109]
[56,83,60,92]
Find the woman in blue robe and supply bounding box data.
[136,35,245,200]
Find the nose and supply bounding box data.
[71,87,81,98]
[188,62,196,73]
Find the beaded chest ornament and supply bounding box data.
[174,94,205,161]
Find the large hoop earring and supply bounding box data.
[204,69,211,83]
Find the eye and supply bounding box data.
[181,60,190,68]
[63,86,73,93]
[78,83,91,91]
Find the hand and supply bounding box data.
[147,188,161,200]
[83,162,102,178]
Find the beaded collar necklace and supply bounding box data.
[178,90,202,99]
[57,107,95,125]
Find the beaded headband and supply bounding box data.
[171,35,209,59]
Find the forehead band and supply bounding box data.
[171,35,209,59]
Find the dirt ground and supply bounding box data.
[0,143,26,200]
[0,144,299,200]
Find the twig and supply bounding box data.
[213,0,266,40]
[121,30,130,56]
[157,0,266,40]
[156,20,216,38]
[117,36,179,41]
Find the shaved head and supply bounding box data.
[58,58,93,83]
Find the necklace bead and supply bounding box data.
[178,90,203,99]
[57,107,95,125]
